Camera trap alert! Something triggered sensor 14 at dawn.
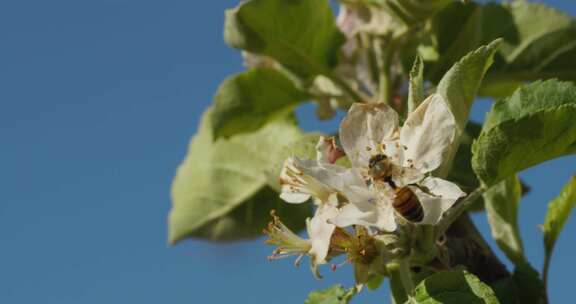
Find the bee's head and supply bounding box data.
[368,154,391,179]
[368,154,387,169]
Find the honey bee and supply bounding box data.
[393,186,424,223]
[368,154,424,223]
[368,154,393,182]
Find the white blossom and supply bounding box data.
[336,94,466,228]
[336,3,397,39]
[276,94,465,267]
[278,137,363,266]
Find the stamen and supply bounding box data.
[294,254,305,267]
[330,259,351,271]
[264,210,311,265]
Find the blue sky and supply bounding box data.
[0,1,574,303]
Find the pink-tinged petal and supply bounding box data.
[336,5,358,38]
[400,94,456,173]
[340,103,399,168]
[316,136,345,165]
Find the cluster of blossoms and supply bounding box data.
[265,93,466,282]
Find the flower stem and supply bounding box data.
[362,33,380,87]
[543,254,552,304]
[323,70,364,103]
[375,37,394,105]
[387,259,415,303]
[412,225,437,264]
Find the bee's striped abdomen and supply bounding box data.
[393,187,424,223]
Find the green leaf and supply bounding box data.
[428,2,483,82]
[512,263,545,304]
[366,274,385,291]
[447,122,530,212]
[447,121,482,191]
[481,2,576,95]
[446,122,485,212]
[484,175,525,266]
[377,0,452,26]
[428,1,576,97]
[211,67,309,139]
[489,263,545,304]
[542,176,576,283]
[407,55,424,114]
[190,186,310,241]
[472,80,576,186]
[169,109,308,244]
[264,133,322,192]
[305,285,356,304]
[489,276,516,304]
[437,39,501,136]
[224,0,345,82]
[483,80,576,131]
[434,39,501,177]
[410,270,499,304]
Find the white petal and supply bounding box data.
[331,202,373,228]
[340,168,367,189]
[336,4,397,37]
[400,94,456,173]
[330,185,376,228]
[373,188,398,232]
[410,186,443,225]
[342,184,375,206]
[390,165,424,188]
[279,192,310,204]
[373,201,397,232]
[420,177,466,202]
[340,103,399,168]
[297,160,346,189]
[413,177,465,225]
[332,184,397,232]
[381,139,404,166]
[307,204,338,264]
[279,157,348,204]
